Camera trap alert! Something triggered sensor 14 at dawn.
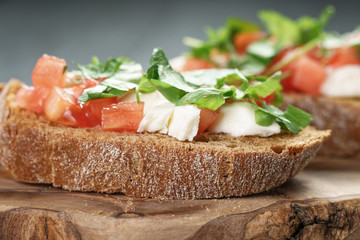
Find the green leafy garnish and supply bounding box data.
[227,40,278,75]
[184,6,334,75]
[258,11,300,48]
[78,57,143,103]
[259,5,334,48]
[147,48,198,92]
[62,65,68,75]
[183,18,260,61]
[145,48,311,133]
[255,105,312,134]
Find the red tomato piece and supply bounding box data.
[197,108,220,134]
[263,48,299,92]
[101,101,144,132]
[62,104,89,128]
[32,54,67,88]
[307,46,327,63]
[15,86,49,114]
[280,73,298,93]
[233,31,265,55]
[328,47,360,69]
[183,58,213,71]
[44,87,77,124]
[83,97,118,127]
[260,92,275,105]
[70,79,99,99]
[291,55,326,96]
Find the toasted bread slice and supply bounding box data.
[283,93,360,157]
[0,80,330,199]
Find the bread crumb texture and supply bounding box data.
[0,80,330,199]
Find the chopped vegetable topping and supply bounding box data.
[16,48,312,135]
[145,48,311,134]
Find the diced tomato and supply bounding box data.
[182,58,214,71]
[197,108,220,134]
[279,62,299,93]
[44,87,77,124]
[101,101,144,132]
[233,31,265,55]
[83,97,118,127]
[262,92,275,104]
[249,93,276,106]
[265,47,326,95]
[327,47,360,69]
[307,46,326,63]
[70,79,99,99]
[62,104,89,128]
[83,78,99,88]
[291,55,326,96]
[32,54,67,89]
[263,48,298,92]
[15,86,49,114]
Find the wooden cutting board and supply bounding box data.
[0,156,359,240]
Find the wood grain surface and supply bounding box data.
[0,156,359,240]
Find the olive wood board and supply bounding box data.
[0,156,359,240]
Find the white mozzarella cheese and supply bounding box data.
[168,105,201,141]
[208,101,281,137]
[321,65,360,97]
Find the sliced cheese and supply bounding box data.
[208,101,281,137]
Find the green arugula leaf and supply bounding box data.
[259,6,334,48]
[78,58,143,103]
[258,10,300,48]
[177,88,226,110]
[76,57,123,79]
[181,68,247,87]
[78,85,125,103]
[273,91,284,106]
[137,76,156,93]
[215,73,247,89]
[298,6,334,43]
[254,109,274,127]
[184,18,260,60]
[228,54,269,75]
[226,17,261,36]
[250,71,282,98]
[148,79,187,103]
[246,40,277,65]
[226,40,277,75]
[148,48,197,92]
[283,105,313,129]
[255,104,312,134]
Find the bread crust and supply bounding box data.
[0,80,330,199]
[283,93,360,157]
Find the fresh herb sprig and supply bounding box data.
[78,57,143,103]
[259,5,334,48]
[183,18,260,62]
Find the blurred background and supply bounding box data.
[1,0,359,85]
